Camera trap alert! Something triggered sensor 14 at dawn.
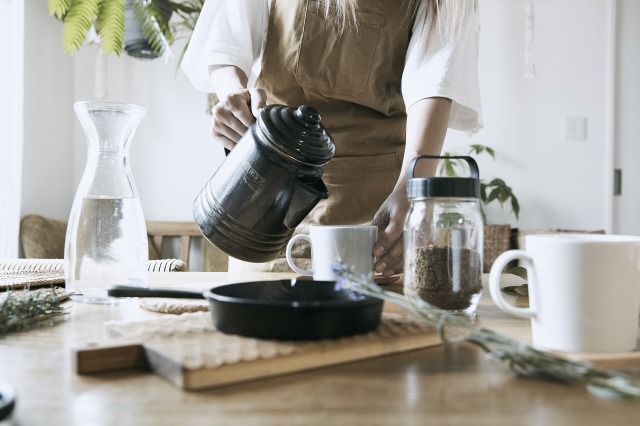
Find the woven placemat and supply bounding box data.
[139,298,209,314]
[0,258,188,291]
[0,270,65,290]
[0,258,65,272]
[147,259,187,272]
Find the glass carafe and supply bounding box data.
[64,101,149,303]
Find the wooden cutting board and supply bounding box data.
[73,311,442,391]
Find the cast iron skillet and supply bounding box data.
[108,280,383,340]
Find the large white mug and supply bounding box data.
[489,234,640,353]
[286,225,378,281]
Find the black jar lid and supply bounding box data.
[407,155,480,199]
[257,105,336,166]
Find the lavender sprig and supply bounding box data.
[333,263,640,400]
[0,288,67,334]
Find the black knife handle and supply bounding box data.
[106,285,205,299]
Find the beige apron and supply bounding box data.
[229,0,415,272]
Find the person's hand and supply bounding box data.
[371,187,410,277]
[210,88,267,151]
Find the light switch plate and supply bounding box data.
[562,116,588,141]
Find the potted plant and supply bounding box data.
[48,0,203,59]
[439,144,520,272]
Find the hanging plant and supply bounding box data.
[48,0,175,59]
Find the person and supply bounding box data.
[181,0,482,277]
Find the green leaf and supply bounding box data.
[133,0,174,56]
[500,284,528,296]
[486,187,500,203]
[440,156,459,177]
[49,0,72,19]
[510,195,520,219]
[468,144,484,155]
[95,0,125,57]
[498,188,510,203]
[506,266,528,280]
[61,0,101,54]
[168,0,202,15]
[444,160,457,176]
[468,144,495,160]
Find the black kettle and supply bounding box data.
[193,104,336,262]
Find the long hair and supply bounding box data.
[318,0,470,43]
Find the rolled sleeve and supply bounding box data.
[402,2,483,133]
[180,0,268,93]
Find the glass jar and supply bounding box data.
[64,101,149,304]
[403,155,484,314]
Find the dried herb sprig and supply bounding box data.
[0,288,67,334]
[333,263,640,400]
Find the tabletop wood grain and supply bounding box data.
[1,272,639,425]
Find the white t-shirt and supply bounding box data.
[181,0,483,132]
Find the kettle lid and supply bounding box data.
[257,105,336,166]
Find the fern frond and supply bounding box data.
[49,0,72,19]
[62,0,102,54]
[95,0,125,57]
[169,0,203,35]
[133,0,173,56]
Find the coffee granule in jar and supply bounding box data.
[405,245,482,311]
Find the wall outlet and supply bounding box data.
[562,116,588,141]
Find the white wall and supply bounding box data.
[21,0,75,221]
[20,1,219,224]
[446,0,614,231]
[19,0,638,237]
[0,0,23,257]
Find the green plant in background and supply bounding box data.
[440,144,520,222]
[48,0,202,58]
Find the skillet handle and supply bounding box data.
[106,285,205,299]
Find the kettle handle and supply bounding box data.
[409,155,479,179]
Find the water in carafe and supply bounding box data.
[67,197,148,301]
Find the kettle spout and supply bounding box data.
[284,176,329,229]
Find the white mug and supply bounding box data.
[285,225,378,281]
[489,234,640,353]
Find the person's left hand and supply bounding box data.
[371,187,410,277]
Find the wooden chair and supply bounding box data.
[18,215,228,272]
[146,221,228,272]
[146,221,201,266]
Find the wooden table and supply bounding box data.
[1,272,639,425]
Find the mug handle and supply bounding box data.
[286,234,313,276]
[488,250,536,319]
